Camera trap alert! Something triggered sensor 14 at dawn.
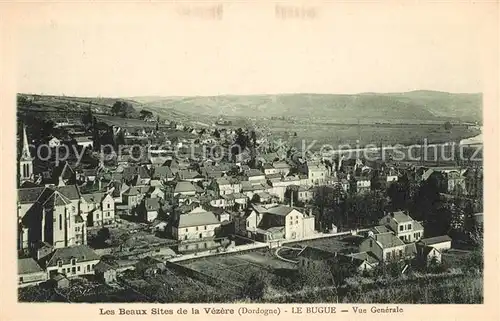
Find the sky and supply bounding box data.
[12,1,496,97]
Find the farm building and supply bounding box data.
[417,235,452,252]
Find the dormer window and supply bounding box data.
[71,258,76,265]
[57,260,63,268]
[407,223,412,230]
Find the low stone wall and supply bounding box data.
[164,261,242,291]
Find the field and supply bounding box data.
[264,121,481,150]
[180,250,295,287]
[119,268,233,302]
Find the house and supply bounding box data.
[74,136,93,149]
[212,177,242,196]
[45,245,101,279]
[135,257,166,277]
[48,161,77,186]
[51,274,70,289]
[416,245,442,265]
[297,247,375,274]
[345,252,379,271]
[359,232,407,263]
[379,211,424,243]
[217,211,232,223]
[171,210,221,242]
[148,185,165,199]
[94,261,118,284]
[177,169,204,182]
[138,198,161,222]
[297,246,337,271]
[262,163,278,175]
[48,136,61,148]
[18,257,47,287]
[244,169,266,182]
[122,186,140,210]
[151,166,175,181]
[237,204,316,242]
[307,163,329,186]
[273,162,291,176]
[354,176,371,193]
[173,181,198,197]
[417,235,452,252]
[81,192,115,226]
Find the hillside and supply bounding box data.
[17,90,483,124]
[137,91,482,122]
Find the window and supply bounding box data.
[59,215,62,230]
[199,233,202,239]
[77,266,80,272]
[184,235,188,240]
[87,264,90,272]
[185,228,188,232]
[399,236,404,240]
[96,214,99,220]
[72,267,76,274]
[369,240,373,247]
[386,252,391,260]
[58,260,63,268]
[399,225,404,231]
[204,226,207,230]
[196,226,199,231]
[19,277,23,283]
[407,224,412,230]
[107,204,110,209]
[71,258,76,265]
[386,218,390,223]
[399,250,403,257]
[295,220,298,225]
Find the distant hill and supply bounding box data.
[136,91,482,122]
[18,90,482,124]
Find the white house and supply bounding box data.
[45,245,101,279]
[379,211,424,243]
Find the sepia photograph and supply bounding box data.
[5,1,494,309]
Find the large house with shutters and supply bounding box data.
[378,211,424,243]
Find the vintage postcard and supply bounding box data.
[0,1,498,320]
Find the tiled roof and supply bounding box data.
[47,245,100,267]
[18,257,44,274]
[176,211,220,228]
[18,187,46,204]
[81,192,106,204]
[391,211,414,223]
[419,235,452,246]
[373,233,405,249]
[174,181,197,194]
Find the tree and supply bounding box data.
[139,110,153,120]
[112,101,137,118]
[97,227,111,241]
[240,272,267,300]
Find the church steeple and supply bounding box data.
[21,124,33,160]
[19,124,34,183]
